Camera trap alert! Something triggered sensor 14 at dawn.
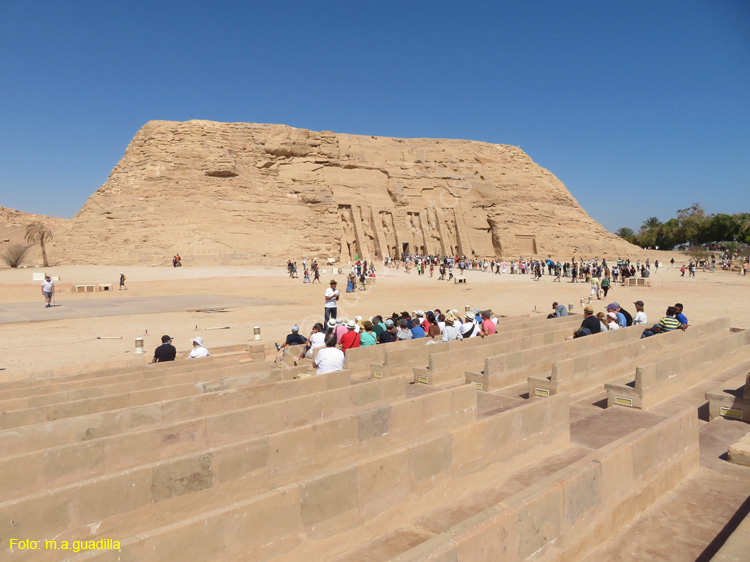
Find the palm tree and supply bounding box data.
[641,217,662,231]
[25,221,53,267]
[615,227,634,238]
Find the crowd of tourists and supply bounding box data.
[281,299,500,374]
[564,300,689,340]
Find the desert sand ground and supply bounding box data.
[0,251,747,381]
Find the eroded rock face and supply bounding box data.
[0,207,69,265]
[49,120,634,265]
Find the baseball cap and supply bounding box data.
[291,325,299,332]
[606,303,618,310]
[584,305,594,313]
[385,318,394,327]
[191,336,203,346]
[161,335,172,343]
[607,312,617,319]
[417,310,424,316]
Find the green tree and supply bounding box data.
[640,217,662,232]
[24,221,54,267]
[615,227,634,239]
[676,203,706,245]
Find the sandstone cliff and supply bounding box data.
[49,120,635,265]
[0,207,69,266]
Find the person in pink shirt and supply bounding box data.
[334,318,348,343]
[479,310,496,337]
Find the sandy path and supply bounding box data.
[0,253,747,381]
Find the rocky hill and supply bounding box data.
[0,207,69,266]
[49,120,635,265]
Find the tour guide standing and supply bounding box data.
[324,279,340,325]
[41,274,55,308]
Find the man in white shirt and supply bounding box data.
[41,275,54,308]
[313,334,345,374]
[188,336,210,359]
[440,315,463,342]
[324,280,340,325]
[460,313,479,338]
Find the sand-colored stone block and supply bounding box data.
[358,449,411,518]
[225,487,302,560]
[598,442,634,505]
[631,426,660,479]
[409,433,452,482]
[421,390,453,422]
[150,452,214,502]
[450,421,488,469]
[268,427,317,474]
[313,417,358,455]
[128,513,226,562]
[214,437,269,483]
[0,493,73,549]
[42,439,106,487]
[453,507,519,562]
[300,468,359,527]
[518,401,545,437]
[513,483,564,559]
[484,409,519,452]
[561,461,601,528]
[75,469,152,521]
[356,404,391,441]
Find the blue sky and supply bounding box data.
[1,0,748,232]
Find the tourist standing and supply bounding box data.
[41,274,55,308]
[324,280,340,325]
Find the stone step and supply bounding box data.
[605,326,750,410]
[0,369,357,457]
[0,353,257,401]
[0,360,298,413]
[0,385,476,531]
[10,394,569,562]
[530,317,732,400]
[413,317,585,387]
[382,407,699,561]
[372,315,582,380]
[0,363,315,430]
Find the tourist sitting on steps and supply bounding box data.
[152,335,176,363]
[276,325,307,351]
[641,307,681,338]
[572,305,601,338]
[188,336,209,359]
[313,333,345,374]
[296,323,326,361]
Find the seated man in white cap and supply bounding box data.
[460,312,479,338]
[440,314,463,342]
[276,325,307,351]
[187,336,210,359]
[340,320,361,349]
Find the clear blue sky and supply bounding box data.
[1,1,748,232]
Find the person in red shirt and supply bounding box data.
[340,320,361,349]
[479,310,496,337]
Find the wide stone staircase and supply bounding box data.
[1,314,748,561]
